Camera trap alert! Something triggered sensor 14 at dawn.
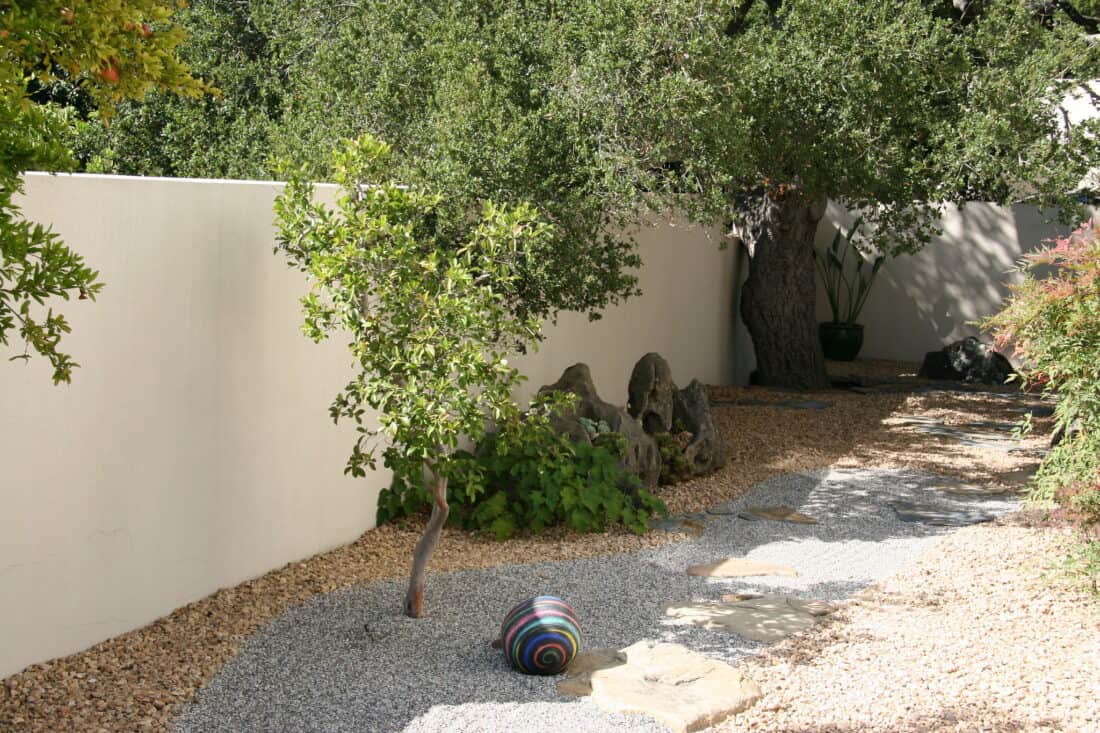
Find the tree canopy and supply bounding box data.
[72,0,1100,385]
[1,0,208,382]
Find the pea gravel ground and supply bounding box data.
[174,468,1020,733]
[3,360,1094,733]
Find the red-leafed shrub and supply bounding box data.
[985,219,1100,592]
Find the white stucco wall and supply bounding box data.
[815,202,1095,364]
[0,173,736,678]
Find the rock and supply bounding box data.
[556,648,626,696]
[663,595,834,643]
[890,501,997,526]
[780,399,833,410]
[627,353,676,434]
[539,363,660,487]
[686,558,799,578]
[1051,419,1081,448]
[995,465,1039,487]
[673,379,727,475]
[558,641,761,733]
[918,337,1016,385]
[737,506,817,524]
[650,513,707,537]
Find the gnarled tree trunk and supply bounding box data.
[403,463,449,618]
[736,190,831,390]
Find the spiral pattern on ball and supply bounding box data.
[500,596,581,675]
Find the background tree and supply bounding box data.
[274,135,550,617]
[70,0,286,177]
[1,0,208,382]
[81,0,721,327]
[700,0,1099,387]
[79,0,1100,388]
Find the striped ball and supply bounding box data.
[500,596,581,675]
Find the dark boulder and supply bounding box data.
[539,363,660,488]
[673,379,727,475]
[918,337,1016,385]
[628,352,677,434]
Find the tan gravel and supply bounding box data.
[727,520,1100,733]
[0,360,1079,733]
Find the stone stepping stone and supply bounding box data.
[890,500,996,526]
[737,505,817,524]
[557,641,761,733]
[663,595,834,643]
[940,484,1016,498]
[925,478,1015,498]
[713,398,831,410]
[1010,404,1056,418]
[650,513,707,536]
[956,420,1020,432]
[995,465,1039,487]
[686,558,799,578]
[780,399,832,410]
[891,418,1020,450]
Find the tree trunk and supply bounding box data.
[737,191,831,390]
[403,465,449,618]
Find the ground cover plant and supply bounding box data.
[274,135,552,617]
[378,397,667,540]
[0,0,208,383]
[986,218,1100,590]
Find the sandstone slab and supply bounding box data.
[738,505,817,524]
[558,641,761,733]
[686,558,798,578]
[890,500,996,526]
[663,595,834,643]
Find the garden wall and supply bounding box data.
[814,202,1096,365]
[0,173,737,678]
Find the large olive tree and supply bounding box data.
[693,0,1100,387]
[79,0,1100,387]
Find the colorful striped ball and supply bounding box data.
[500,596,581,675]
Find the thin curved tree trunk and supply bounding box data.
[403,463,449,618]
[737,191,831,390]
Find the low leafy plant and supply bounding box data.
[984,218,1100,592]
[812,217,886,325]
[655,431,694,485]
[378,398,667,540]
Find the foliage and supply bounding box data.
[274,134,548,485]
[72,0,733,327]
[74,0,1100,390]
[812,218,886,325]
[72,0,287,177]
[655,430,694,486]
[378,397,667,540]
[984,218,1100,588]
[1,0,208,382]
[696,1,1099,247]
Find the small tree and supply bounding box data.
[984,219,1100,589]
[274,135,549,617]
[1,0,209,383]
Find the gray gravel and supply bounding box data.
[174,468,1019,733]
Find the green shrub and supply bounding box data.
[377,399,667,540]
[655,431,694,485]
[984,218,1100,591]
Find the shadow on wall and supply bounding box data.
[817,202,1095,364]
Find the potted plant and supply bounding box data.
[812,217,885,361]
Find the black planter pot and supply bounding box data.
[819,322,864,361]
